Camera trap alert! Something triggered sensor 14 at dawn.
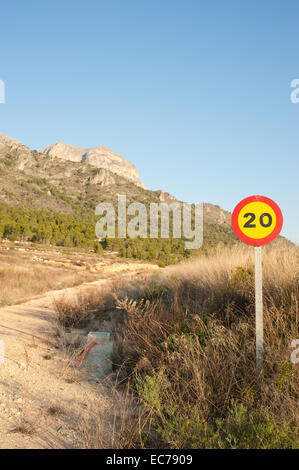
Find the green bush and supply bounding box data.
[136,371,299,449]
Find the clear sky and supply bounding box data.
[0,0,298,243]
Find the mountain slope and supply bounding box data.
[41,141,146,189]
[0,132,243,264]
[0,132,290,265]
[0,132,232,225]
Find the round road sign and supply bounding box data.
[231,195,283,246]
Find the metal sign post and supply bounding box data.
[231,195,283,378]
[255,246,263,376]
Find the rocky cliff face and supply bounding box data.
[0,133,22,152]
[41,142,146,189]
[0,133,33,157]
[0,133,34,170]
[154,190,178,204]
[88,168,116,186]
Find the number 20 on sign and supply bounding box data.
[231,196,283,376]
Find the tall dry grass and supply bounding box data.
[114,245,299,448]
[0,262,96,306]
[76,383,150,449]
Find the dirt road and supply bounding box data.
[0,266,157,448]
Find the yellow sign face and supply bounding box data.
[232,195,283,246]
[237,201,276,240]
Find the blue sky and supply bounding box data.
[0,0,298,243]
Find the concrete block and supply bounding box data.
[84,332,114,378]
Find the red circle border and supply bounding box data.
[231,195,283,246]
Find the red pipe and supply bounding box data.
[77,340,99,363]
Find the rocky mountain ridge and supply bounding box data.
[0,132,292,252]
[0,132,236,227]
[41,141,146,189]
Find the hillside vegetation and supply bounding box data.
[111,245,299,448]
[0,203,238,266]
[0,140,241,265]
[53,245,298,448]
[0,137,292,266]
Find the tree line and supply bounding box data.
[0,203,236,266]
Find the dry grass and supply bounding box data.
[113,245,299,448]
[76,382,150,449]
[10,422,36,436]
[53,273,144,330]
[53,287,115,329]
[54,293,98,329]
[49,312,150,448]
[0,241,136,307]
[0,257,97,307]
[49,245,298,448]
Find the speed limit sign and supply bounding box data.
[231,195,283,246]
[231,195,283,377]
